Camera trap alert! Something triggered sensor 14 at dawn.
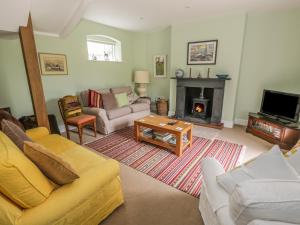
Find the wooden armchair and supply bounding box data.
[58,96,97,144]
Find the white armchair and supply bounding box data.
[199,147,300,225]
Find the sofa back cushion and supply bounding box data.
[24,141,79,185]
[110,86,132,95]
[217,145,299,194]
[0,132,54,208]
[102,93,118,111]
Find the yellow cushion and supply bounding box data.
[24,141,79,185]
[0,132,54,208]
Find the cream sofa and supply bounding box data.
[199,149,300,225]
[80,86,150,134]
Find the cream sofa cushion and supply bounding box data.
[0,132,54,208]
[217,146,299,193]
[230,179,300,225]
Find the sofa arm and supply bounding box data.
[25,127,50,141]
[230,179,300,225]
[0,193,22,225]
[135,98,151,105]
[201,158,229,212]
[82,107,110,134]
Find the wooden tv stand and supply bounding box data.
[246,113,300,150]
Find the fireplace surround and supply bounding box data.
[174,78,226,125]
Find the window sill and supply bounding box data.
[88,59,123,63]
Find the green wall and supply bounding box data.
[1,9,300,128]
[235,9,300,121]
[0,20,136,124]
[133,27,171,100]
[169,14,247,126]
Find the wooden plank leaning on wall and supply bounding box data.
[19,14,50,130]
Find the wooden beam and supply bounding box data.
[19,14,50,130]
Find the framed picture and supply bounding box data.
[153,55,167,78]
[38,53,68,75]
[187,40,218,65]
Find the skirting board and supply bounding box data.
[234,118,248,126]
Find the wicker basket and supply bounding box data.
[156,99,168,116]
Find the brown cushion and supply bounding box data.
[110,86,132,95]
[1,119,31,151]
[23,141,79,185]
[129,103,150,113]
[102,93,118,111]
[0,109,25,131]
[106,107,131,120]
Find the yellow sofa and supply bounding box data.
[0,127,124,225]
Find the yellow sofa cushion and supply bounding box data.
[0,132,54,209]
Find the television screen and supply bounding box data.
[261,90,300,122]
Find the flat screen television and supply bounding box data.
[260,90,300,123]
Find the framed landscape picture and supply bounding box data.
[187,40,218,65]
[154,55,167,78]
[39,53,68,75]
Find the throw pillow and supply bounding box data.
[61,95,82,118]
[115,92,129,107]
[102,93,118,111]
[0,131,54,208]
[24,141,79,185]
[88,89,103,108]
[0,109,25,131]
[217,145,299,194]
[1,119,32,151]
[128,91,139,104]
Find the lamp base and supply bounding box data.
[136,83,147,97]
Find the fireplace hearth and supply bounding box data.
[174,78,226,125]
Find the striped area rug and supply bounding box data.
[85,127,244,198]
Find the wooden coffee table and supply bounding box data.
[134,115,193,157]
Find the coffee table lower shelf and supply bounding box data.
[139,134,190,155]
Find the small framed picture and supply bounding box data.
[38,53,68,75]
[187,40,218,65]
[153,55,167,78]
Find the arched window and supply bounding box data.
[87,35,122,62]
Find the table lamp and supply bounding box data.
[134,71,150,97]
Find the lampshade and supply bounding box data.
[134,71,150,84]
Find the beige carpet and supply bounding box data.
[64,125,272,225]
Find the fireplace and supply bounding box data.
[191,88,209,118]
[175,78,226,125]
[192,98,209,118]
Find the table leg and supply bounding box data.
[134,123,140,142]
[187,128,193,148]
[175,133,183,157]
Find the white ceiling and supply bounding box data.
[1,0,300,36]
[83,0,300,31]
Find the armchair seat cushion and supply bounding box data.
[129,103,150,113]
[66,114,96,125]
[106,107,131,120]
